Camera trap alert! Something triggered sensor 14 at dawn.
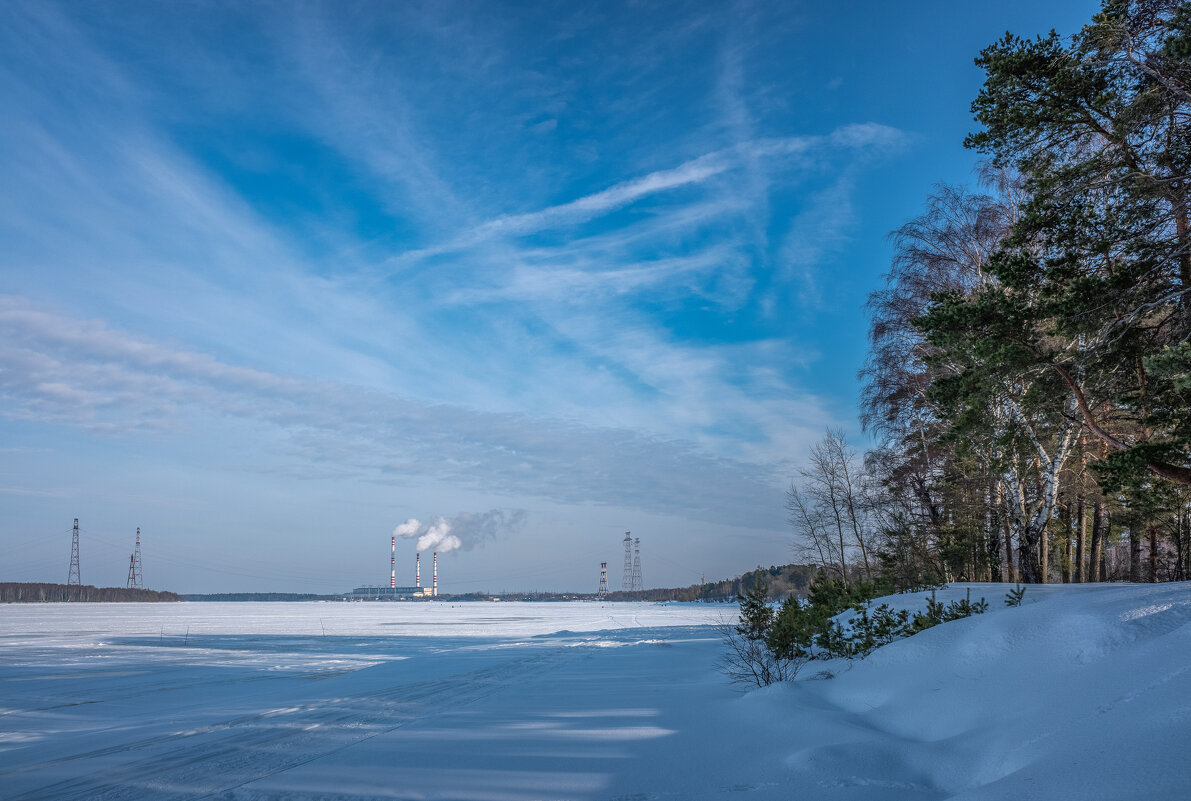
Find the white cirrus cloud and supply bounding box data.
[0,296,794,529]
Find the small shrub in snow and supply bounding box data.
[909,588,989,634]
[723,578,991,685]
[1004,584,1027,607]
[846,603,914,657]
[719,580,807,687]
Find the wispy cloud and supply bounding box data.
[389,125,904,266]
[443,246,740,306]
[0,486,68,497]
[0,297,793,528]
[780,175,858,309]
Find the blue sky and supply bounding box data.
[0,0,1099,593]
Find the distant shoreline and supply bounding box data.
[0,583,181,603]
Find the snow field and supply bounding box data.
[0,585,1189,800]
[0,602,735,800]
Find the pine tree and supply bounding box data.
[735,579,773,644]
[961,1,1191,493]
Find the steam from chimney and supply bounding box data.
[393,517,461,554]
[391,509,525,555]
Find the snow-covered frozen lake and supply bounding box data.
[3,586,1190,800]
[0,601,736,800]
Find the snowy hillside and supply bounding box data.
[746,582,1191,800]
[0,585,1188,800]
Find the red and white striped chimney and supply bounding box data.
[391,536,396,588]
[433,552,438,597]
[416,553,421,588]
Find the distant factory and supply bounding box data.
[348,585,430,599]
[348,536,439,600]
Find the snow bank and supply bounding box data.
[766,582,1191,800]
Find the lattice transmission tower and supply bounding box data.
[598,562,608,600]
[67,518,81,586]
[631,537,642,591]
[133,527,143,589]
[622,532,633,590]
[125,523,142,587]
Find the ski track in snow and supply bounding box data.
[1,587,1190,800]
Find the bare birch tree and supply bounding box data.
[788,429,875,584]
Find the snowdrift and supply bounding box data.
[750,582,1191,800]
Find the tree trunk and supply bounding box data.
[1039,522,1049,584]
[1129,528,1142,582]
[1149,527,1159,582]
[987,481,1002,583]
[1075,492,1087,583]
[1004,513,1015,583]
[1076,442,1087,582]
[1098,504,1109,582]
[1059,503,1072,583]
[1089,502,1104,583]
[1018,524,1043,584]
[1181,510,1190,582]
[1019,548,1041,583]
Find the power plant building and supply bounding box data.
[349,585,430,599]
[348,541,439,599]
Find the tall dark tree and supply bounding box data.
[861,179,1076,582]
[844,1,1191,588]
[961,0,1191,491]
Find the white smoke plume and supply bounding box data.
[392,509,525,554]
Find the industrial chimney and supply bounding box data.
[416,552,421,588]
[391,536,396,588]
[433,552,438,597]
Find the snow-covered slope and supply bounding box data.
[744,582,1191,800]
[0,585,1188,800]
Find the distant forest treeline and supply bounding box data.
[601,563,819,602]
[0,583,181,602]
[181,593,342,602]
